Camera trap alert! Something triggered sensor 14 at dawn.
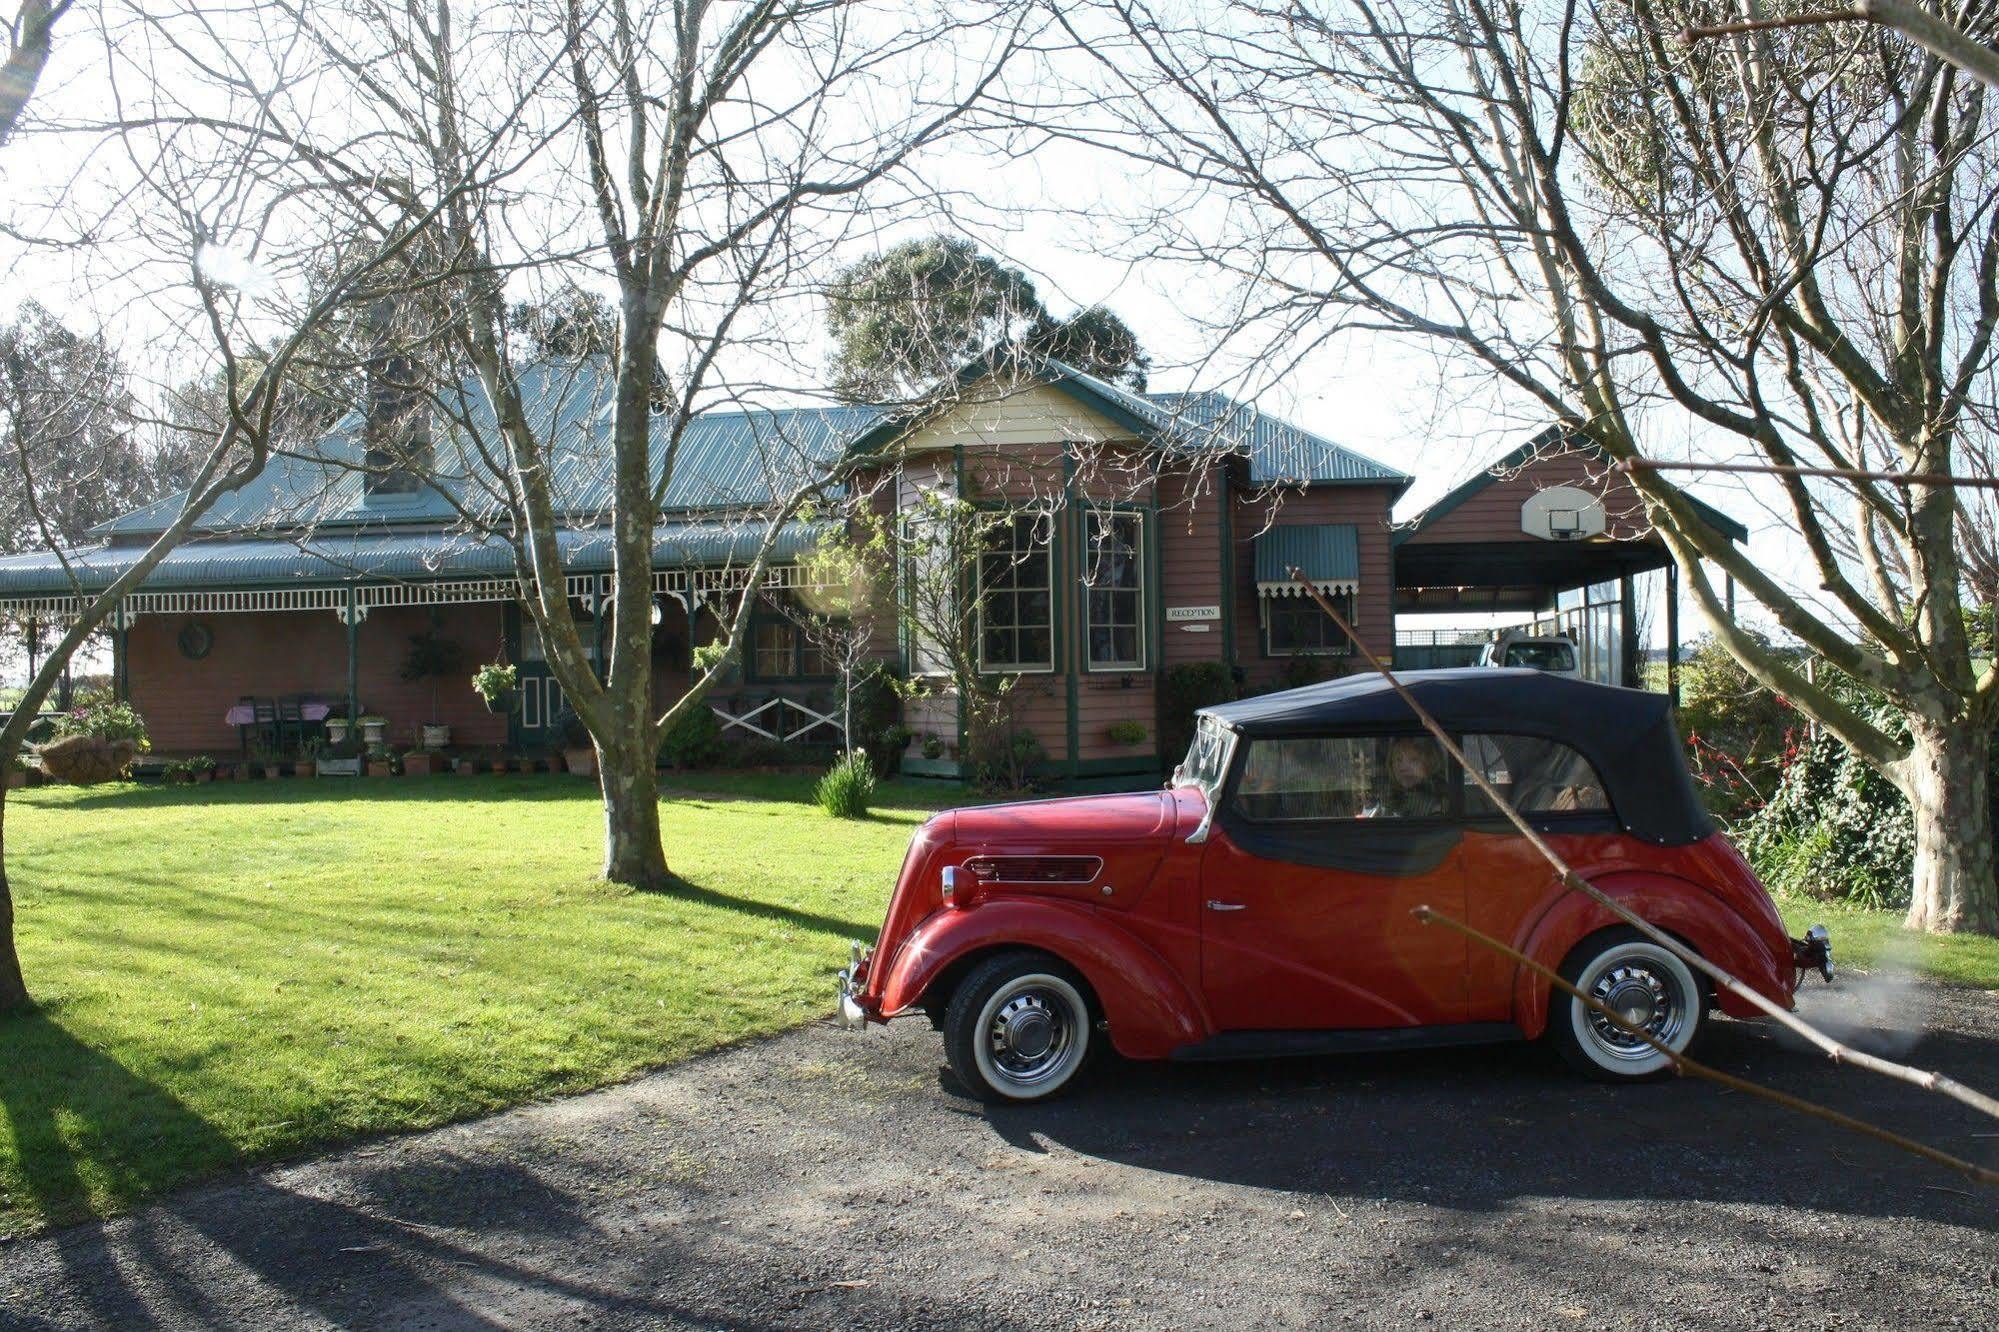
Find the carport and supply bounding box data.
[1390,429,1746,695]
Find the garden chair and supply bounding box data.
[277,695,304,752]
[253,697,278,753]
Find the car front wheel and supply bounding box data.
[1547,928,1705,1082]
[943,951,1094,1103]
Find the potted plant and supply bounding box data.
[401,630,464,749]
[35,701,150,785]
[357,715,389,747]
[471,661,518,714]
[315,738,364,777]
[553,708,597,778]
[364,744,396,777]
[1106,720,1148,747]
[455,755,477,776]
[402,748,441,777]
[324,711,351,744]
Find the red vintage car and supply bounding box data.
[838,669,1833,1102]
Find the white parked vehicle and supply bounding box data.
[1477,633,1579,676]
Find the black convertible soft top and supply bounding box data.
[1200,668,1714,846]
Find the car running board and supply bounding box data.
[1169,1022,1524,1062]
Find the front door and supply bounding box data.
[1199,732,1469,1031]
[510,610,591,748]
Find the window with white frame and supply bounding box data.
[1084,510,1144,670]
[978,512,1054,672]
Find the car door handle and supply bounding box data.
[1205,900,1247,912]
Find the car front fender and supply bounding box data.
[1513,872,1795,1039]
[875,898,1210,1060]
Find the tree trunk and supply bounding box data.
[598,737,669,887]
[0,787,27,1013]
[1903,719,1999,935]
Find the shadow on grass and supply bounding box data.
[646,872,879,941]
[0,1010,240,1320]
[0,1011,767,1327]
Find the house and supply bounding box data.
[0,356,1742,780]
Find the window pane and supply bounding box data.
[1233,735,1451,821]
[979,512,1053,670]
[1463,734,1609,814]
[754,619,795,678]
[1085,512,1144,669]
[1268,594,1353,656]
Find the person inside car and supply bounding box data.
[1361,737,1448,818]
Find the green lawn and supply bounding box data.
[1,776,1995,1239]
[0,774,941,1237]
[1771,891,1999,991]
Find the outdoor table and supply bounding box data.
[224,700,333,726]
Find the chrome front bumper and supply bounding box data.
[835,941,873,1030]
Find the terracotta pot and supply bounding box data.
[455,760,476,776]
[564,747,598,777]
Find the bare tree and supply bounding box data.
[1056,0,1999,934]
[226,0,1029,885]
[0,0,67,146]
[0,2,513,1011]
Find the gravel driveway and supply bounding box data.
[2,980,1995,1331]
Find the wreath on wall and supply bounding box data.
[177,621,214,661]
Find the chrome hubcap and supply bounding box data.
[985,986,1075,1085]
[1585,961,1684,1056]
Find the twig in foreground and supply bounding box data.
[1412,905,1998,1188]
[1286,567,1999,1124]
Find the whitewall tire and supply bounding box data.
[943,952,1095,1103]
[1548,928,1705,1082]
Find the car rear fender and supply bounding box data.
[876,898,1209,1060]
[1513,871,1795,1038]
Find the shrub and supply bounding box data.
[1675,633,1804,819]
[660,702,724,768]
[1734,673,1999,910]
[850,663,906,775]
[815,748,877,819]
[1106,719,1148,746]
[51,700,151,751]
[1161,661,1237,761]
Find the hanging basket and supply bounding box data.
[35,735,140,786]
[479,689,517,715]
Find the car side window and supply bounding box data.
[1462,733,1609,815]
[1232,735,1453,822]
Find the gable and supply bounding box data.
[895,378,1141,456]
[1399,430,1747,547]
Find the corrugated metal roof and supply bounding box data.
[95,359,1406,543]
[94,361,884,540]
[0,520,830,595]
[1253,523,1361,594]
[1136,389,1411,491]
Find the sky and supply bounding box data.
[0,0,1806,652]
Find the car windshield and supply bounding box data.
[1503,641,1576,671]
[1172,715,1235,798]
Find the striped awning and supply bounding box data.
[1254,523,1360,598]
